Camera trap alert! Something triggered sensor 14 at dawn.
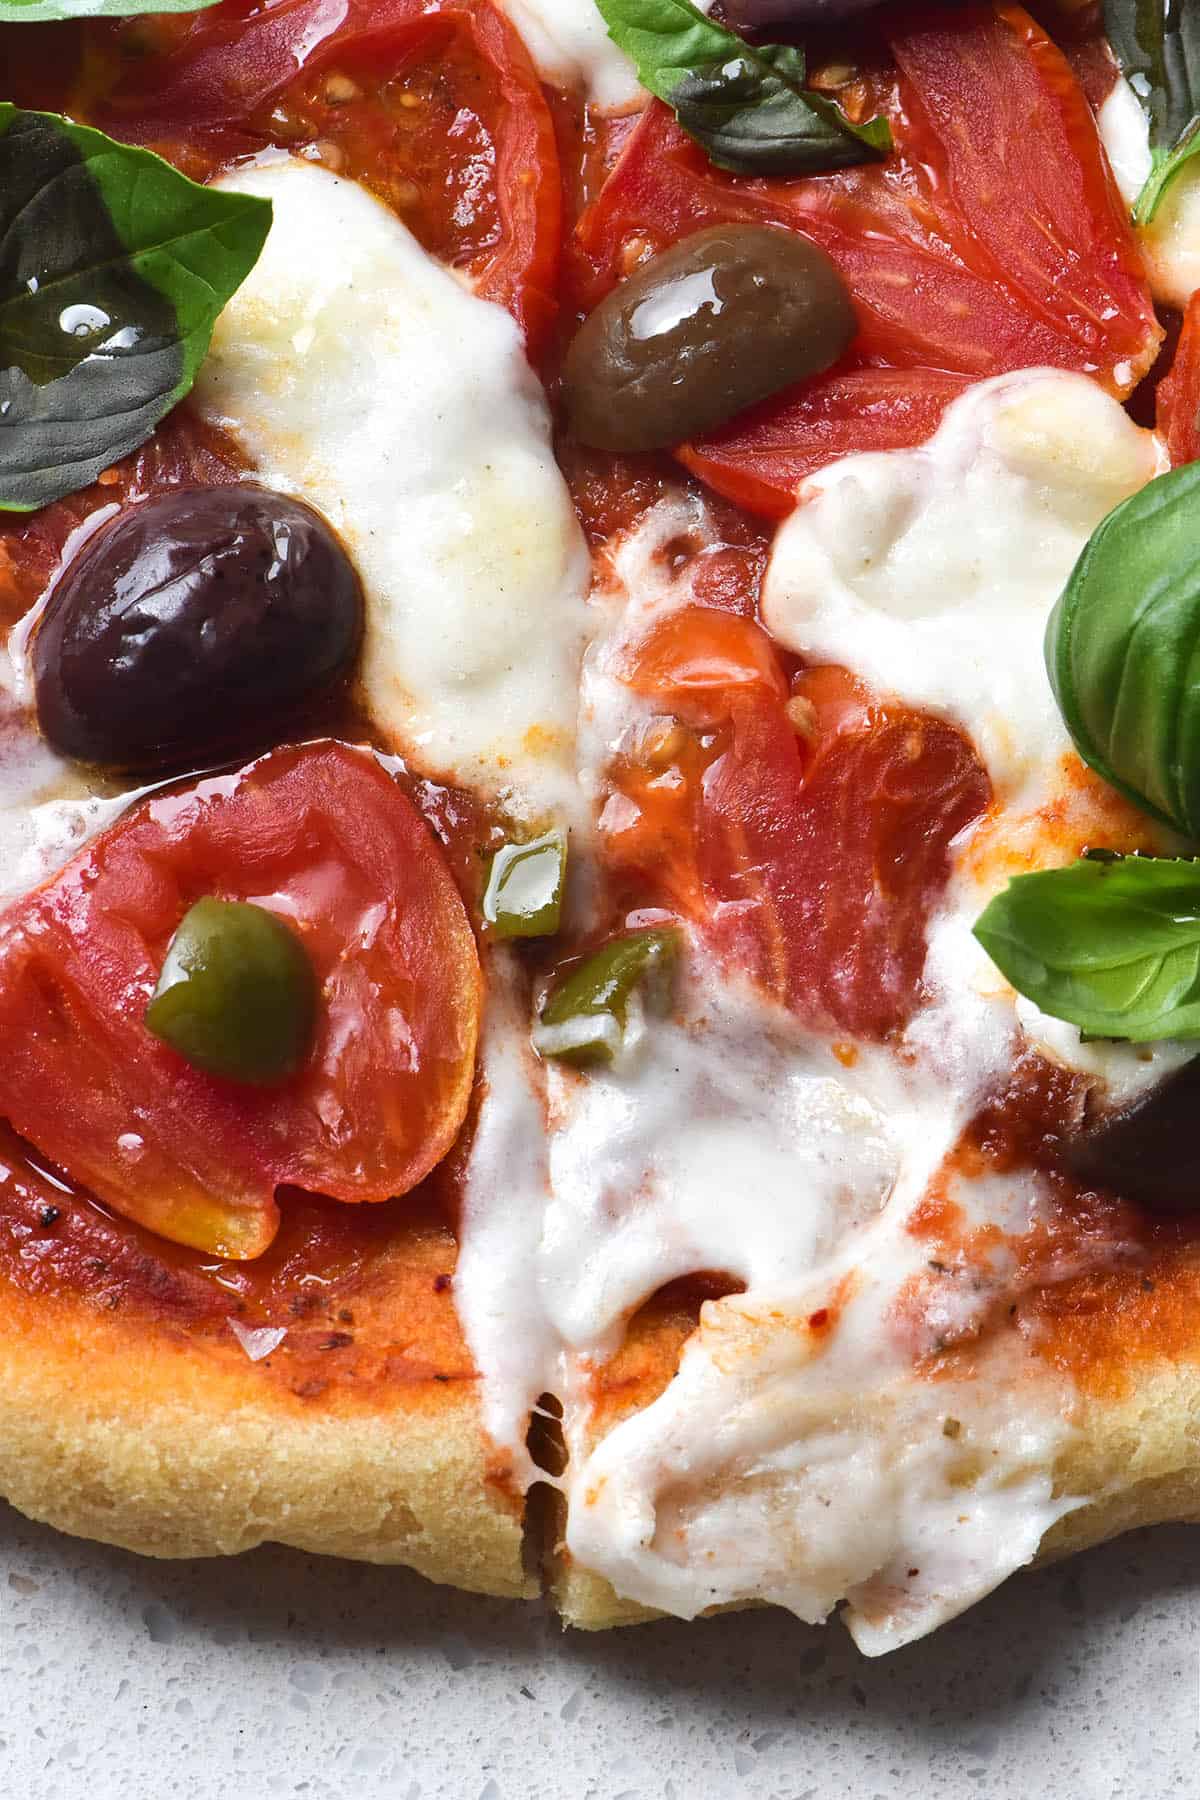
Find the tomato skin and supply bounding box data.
[618,606,787,723]
[1158,294,1200,466]
[0,742,481,1259]
[572,4,1158,515]
[63,0,561,354]
[677,368,972,518]
[608,622,991,1038]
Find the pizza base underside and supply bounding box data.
[5,1255,1200,1636]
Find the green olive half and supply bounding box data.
[563,224,855,453]
[146,898,317,1085]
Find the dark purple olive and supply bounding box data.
[1064,1056,1200,1213]
[723,0,881,23]
[562,224,855,453]
[33,483,363,772]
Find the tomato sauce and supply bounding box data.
[0,1120,475,1401]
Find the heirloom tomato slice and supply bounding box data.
[607,616,991,1038]
[0,742,481,1260]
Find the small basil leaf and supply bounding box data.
[0,0,217,19]
[595,0,890,177]
[1133,125,1200,226]
[1103,0,1200,222]
[974,855,1200,1041]
[671,45,891,176]
[0,105,270,512]
[1046,461,1200,839]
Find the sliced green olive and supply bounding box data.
[483,831,567,939]
[563,223,855,453]
[145,898,317,1086]
[532,928,681,1066]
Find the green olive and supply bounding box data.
[145,898,317,1085]
[532,928,681,1066]
[482,831,567,939]
[563,224,855,453]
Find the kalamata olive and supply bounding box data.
[1064,1056,1200,1213]
[33,483,363,771]
[563,225,856,453]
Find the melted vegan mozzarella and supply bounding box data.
[762,370,1159,802]
[501,0,643,108]
[1099,79,1200,309]
[501,0,713,110]
[197,158,590,823]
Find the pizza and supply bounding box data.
[3,0,1200,1658]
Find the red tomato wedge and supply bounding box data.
[683,371,974,522]
[607,618,990,1037]
[58,0,561,353]
[0,742,481,1260]
[572,3,1158,515]
[1158,294,1200,465]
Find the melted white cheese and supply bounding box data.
[566,1254,1075,1652]
[0,595,129,901]
[197,158,590,823]
[0,707,126,902]
[761,370,1159,802]
[501,0,642,109]
[1014,996,1195,1107]
[501,0,712,110]
[1099,78,1200,309]
[553,894,1079,1650]
[539,975,903,1358]
[455,457,1125,1652]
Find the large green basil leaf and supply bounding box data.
[595,0,890,176]
[0,106,270,512]
[1103,0,1200,223]
[1046,461,1200,839]
[0,0,217,19]
[974,854,1200,1041]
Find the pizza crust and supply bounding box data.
[7,1261,1200,1633]
[0,1282,532,1598]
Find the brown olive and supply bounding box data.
[562,224,855,453]
[33,483,363,772]
[1064,1057,1200,1213]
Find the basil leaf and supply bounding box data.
[974,854,1200,1041]
[595,0,891,176]
[0,106,270,512]
[1046,461,1200,839]
[1103,0,1200,222]
[0,0,217,19]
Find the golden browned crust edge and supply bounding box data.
[11,1280,1200,1633]
[0,1290,533,1600]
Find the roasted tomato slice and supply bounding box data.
[0,742,481,1260]
[1158,294,1200,465]
[28,0,561,354]
[606,617,991,1038]
[572,3,1158,514]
